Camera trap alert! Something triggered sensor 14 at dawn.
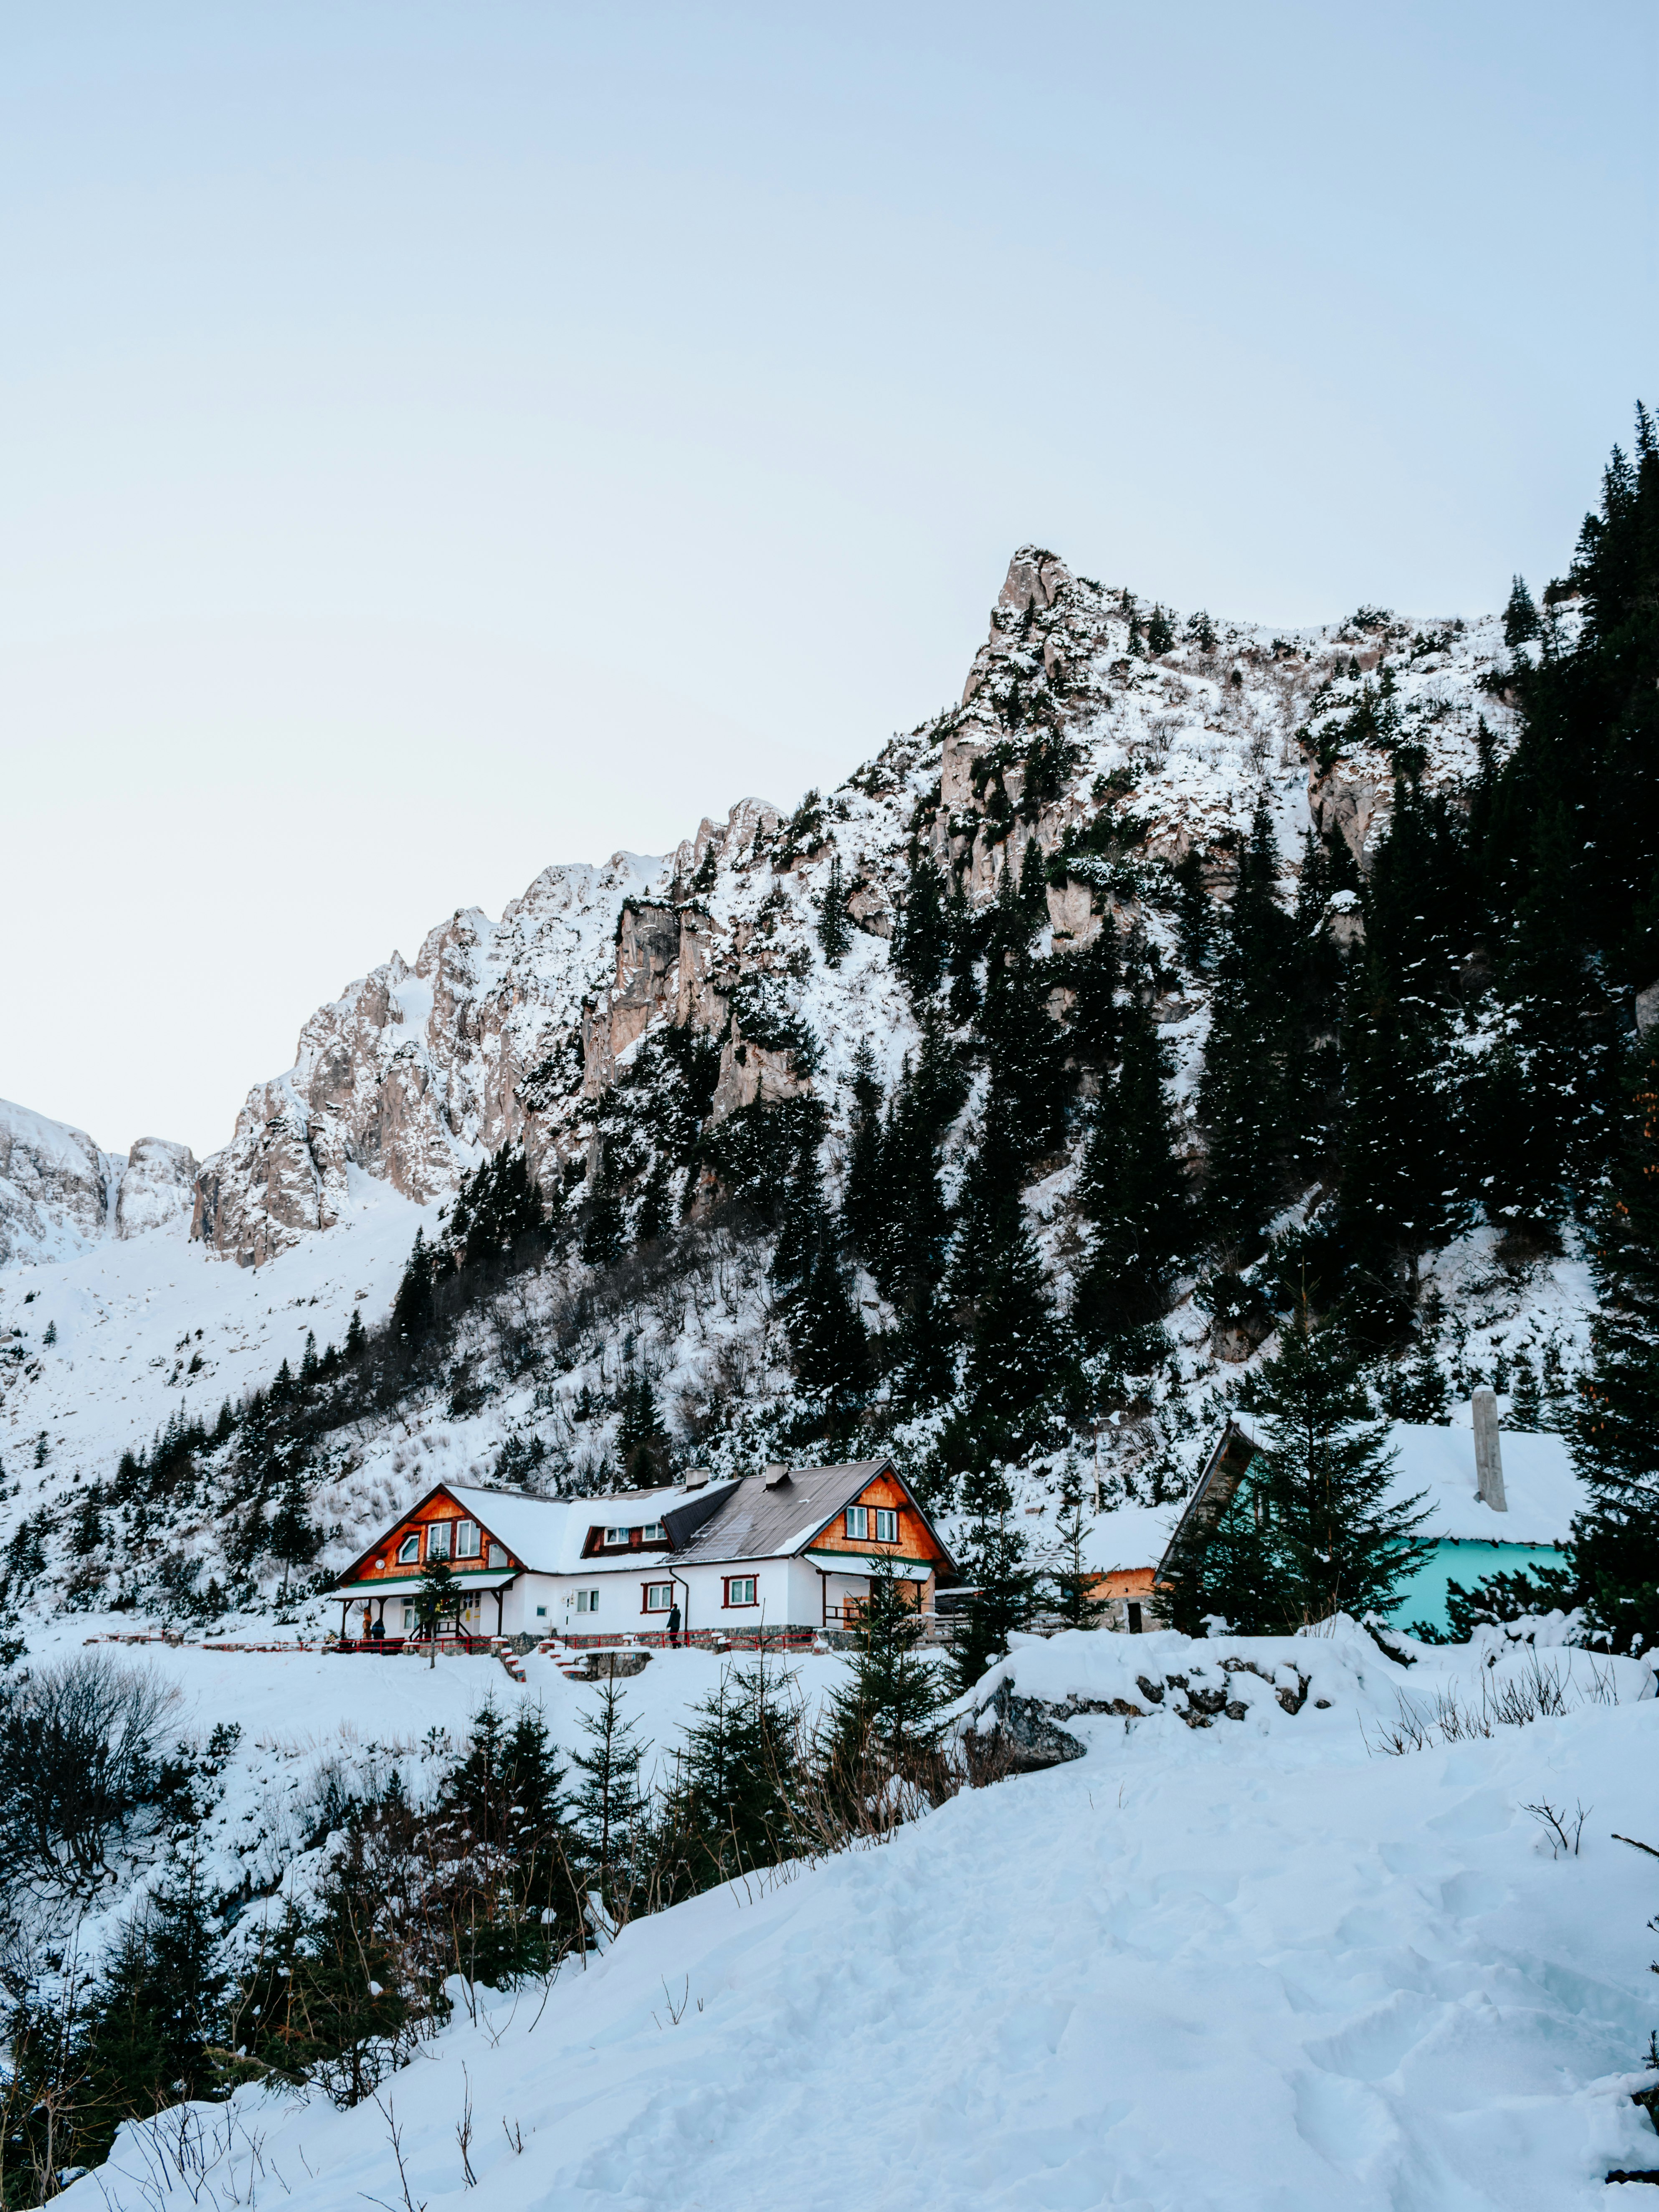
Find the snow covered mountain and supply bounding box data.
[0,1099,197,1269]
[178,548,1515,1268]
[0,546,1588,1629]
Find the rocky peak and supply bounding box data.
[0,1101,197,1270]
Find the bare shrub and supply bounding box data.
[0,1655,182,1897]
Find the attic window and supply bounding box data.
[454,1520,481,1559]
[874,1508,898,1543]
[604,1527,631,1547]
[486,1543,507,1569]
[397,1533,420,1565]
[426,1520,451,1560]
[845,1506,868,1540]
[641,1522,665,1543]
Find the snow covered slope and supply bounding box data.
[59,1622,1659,2212]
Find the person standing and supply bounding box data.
[666,1600,681,1649]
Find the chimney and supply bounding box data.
[1472,1388,1507,1513]
[763,1463,793,1488]
[683,1467,712,1491]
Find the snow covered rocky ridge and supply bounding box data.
[46,1617,1659,2211]
[0,547,1592,1618]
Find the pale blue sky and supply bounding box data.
[3,1,1654,1153]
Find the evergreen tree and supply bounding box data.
[1197,804,1305,1249]
[580,1140,626,1266]
[960,1188,1064,1461]
[788,1244,868,1427]
[1503,575,1540,646]
[1051,1454,1099,1627]
[617,1375,673,1488]
[952,1470,1038,1688]
[892,848,948,998]
[816,854,853,966]
[1167,1297,1433,1632]
[1567,1047,1659,1649]
[664,1655,800,1892]
[569,1679,650,1926]
[824,1553,949,1765]
[841,1041,886,1263]
[1073,986,1187,1343]
[390,1231,435,1348]
[1145,603,1174,655]
[437,1702,580,1977]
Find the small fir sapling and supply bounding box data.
[570,1678,651,1928]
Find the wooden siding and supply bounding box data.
[341,1489,519,1585]
[807,1471,950,1565]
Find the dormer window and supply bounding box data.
[641,1522,665,1543]
[604,1526,630,1547]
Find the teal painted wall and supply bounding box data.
[1385,1540,1566,1635]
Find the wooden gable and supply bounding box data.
[336,1487,522,1587]
[805,1466,952,1567]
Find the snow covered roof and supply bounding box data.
[1082,1500,1183,1576]
[1381,1421,1583,1545]
[669,1460,954,1571]
[443,1480,739,1575]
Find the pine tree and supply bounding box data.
[390,1231,435,1347]
[438,1702,580,1977]
[841,1041,886,1263]
[1167,1297,1433,1632]
[816,854,852,966]
[1146,603,1174,655]
[617,1375,672,1488]
[664,1656,801,1892]
[824,1553,949,1766]
[892,848,948,998]
[1051,1454,1099,1627]
[1198,804,1304,1249]
[961,1188,1064,1461]
[569,1680,651,1927]
[580,1140,626,1266]
[1073,985,1187,1344]
[1503,574,1540,646]
[1567,1047,1659,1649]
[952,1471,1038,1688]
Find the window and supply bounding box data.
[426,1520,451,1560]
[397,1533,421,1565]
[535,1605,548,1619]
[724,1576,757,1608]
[574,1589,600,1614]
[402,1603,416,1631]
[641,1522,665,1543]
[486,1543,507,1568]
[874,1508,898,1543]
[454,1519,481,1559]
[605,1527,631,1547]
[643,1583,673,1612]
[844,1506,868,1540]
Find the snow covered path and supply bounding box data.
[68,1630,1659,2212]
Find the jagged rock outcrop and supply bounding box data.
[172,552,1517,1265]
[0,1102,199,1269]
[114,1137,199,1239]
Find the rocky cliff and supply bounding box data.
[0,1101,198,1269]
[183,551,1517,1265]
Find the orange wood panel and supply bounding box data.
[808,1471,949,1564]
[344,1489,519,1584]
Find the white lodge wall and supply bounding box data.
[497,1556,878,1637]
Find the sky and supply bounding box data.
[2,1,1654,1158]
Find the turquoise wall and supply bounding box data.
[1384,1540,1566,1636]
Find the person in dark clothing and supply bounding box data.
[666,1601,681,1649]
[368,1615,384,1644]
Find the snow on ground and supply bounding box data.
[61,1622,1659,2212]
[0,1169,434,1479]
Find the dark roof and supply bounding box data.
[1157,1421,1258,1575]
[669,1460,920,1568]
